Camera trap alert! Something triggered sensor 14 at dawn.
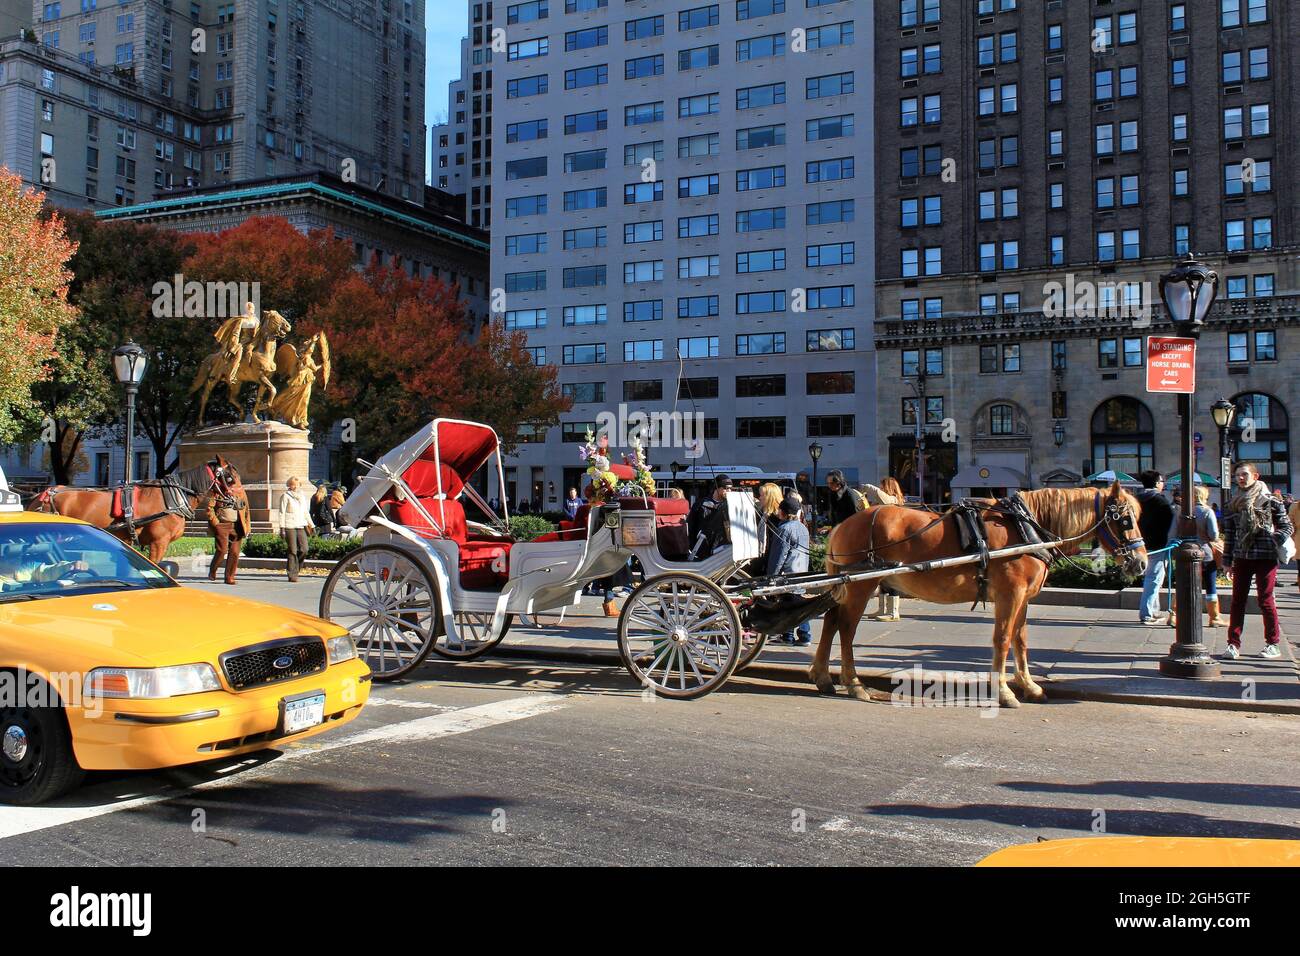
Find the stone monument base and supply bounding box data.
[179,422,313,532]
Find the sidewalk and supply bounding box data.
[181,571,1300,713]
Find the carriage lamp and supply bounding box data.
[1052,422,1066,448]
[112,341,148,485]
[1157,258,1221,681]
[1211,398,1236,510]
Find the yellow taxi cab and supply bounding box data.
[0,497,371,804]
[977,836,1300,867]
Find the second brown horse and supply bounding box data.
[812,483,1148,708]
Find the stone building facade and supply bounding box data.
[873,0,1298,501]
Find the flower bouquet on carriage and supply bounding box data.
[580,430,656,505]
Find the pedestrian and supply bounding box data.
[767,496,812,646]
[206,477,250,586]
[687,474,732,559]
[329,488,357,537]
[279,475,314,583]
[1135,470,1174,625]
[666,487,685,500]
[1220,464,1293,660]
[310,482,336,537]
[825,469,865,526]
[864,476,906,621]
[564,487,583,520]
[1168,484,1224,629]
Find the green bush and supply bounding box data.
[1045,556,1139,590]
[164,537,215,558]
[508,514,557,541]
[241,534,364,560]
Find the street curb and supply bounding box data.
[491,644,1300,715]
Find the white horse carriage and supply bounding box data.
[319,419,764,698]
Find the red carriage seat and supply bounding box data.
[385,494,510,590]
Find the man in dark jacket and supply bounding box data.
[826,469,865,527]
[1135,470,1174,624]
[688,474,732,559]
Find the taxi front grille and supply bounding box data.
[220,638,326,691]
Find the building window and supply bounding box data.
[1091,397,1155,476]
[990,404,1014,436]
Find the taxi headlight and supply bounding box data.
[85,663,222,699]
[326,633,357,664]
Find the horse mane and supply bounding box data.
[1017,487,1112,542]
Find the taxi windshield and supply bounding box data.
[0,524,175,602]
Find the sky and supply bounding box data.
[425,2,469,184]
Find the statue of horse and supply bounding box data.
[28,459,242,564]
[811,482,1148,708]
[190,310,293,424]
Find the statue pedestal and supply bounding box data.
[180,422,313,532]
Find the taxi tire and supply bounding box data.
[0,703,84,806]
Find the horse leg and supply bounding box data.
[990,596,1021,709]
[1008,601,1046,702]
[837,586,874,702]
[809,603,839,695]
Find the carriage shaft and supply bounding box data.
[738,540,1061,599]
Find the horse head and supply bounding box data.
[263,310,292,341]
[1098,480,1148,577]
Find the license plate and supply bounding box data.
[282,693,326,735]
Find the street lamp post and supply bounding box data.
[111,341,148,485]
[670,460,684,496]
[1157,257,1221,681]
[808,442,823,530]
[1211,398,1236,512]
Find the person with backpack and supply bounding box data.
[1220,464,1294,659]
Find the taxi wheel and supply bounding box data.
[0,702,84,806]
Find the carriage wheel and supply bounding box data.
[736,630,769,672]
[718,568,768,672]
[617,572,743,700]
[431,612,513,660]
[319,545,439,681]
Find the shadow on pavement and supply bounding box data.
[997,779,1300,811]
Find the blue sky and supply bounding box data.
[425,2,469,182]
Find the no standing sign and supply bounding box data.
[1146,337,1197,394]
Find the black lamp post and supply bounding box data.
[808,442,823,530]
[1211,398,1236,511]
[111,341,147,485]
[1157,257,1221,680]
[670,459,684,495]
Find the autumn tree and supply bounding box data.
[0,169,78,443]
[32,212,199,481]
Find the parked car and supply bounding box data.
[0,495,371,804]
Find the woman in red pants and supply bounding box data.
[1220,464,1293,660]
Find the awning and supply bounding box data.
[949,465,1029,489]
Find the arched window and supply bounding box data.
[990,403,1014,435]
[1091,396,1154,476]
[1233,393,1289,494]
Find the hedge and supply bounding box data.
[508,515,557,541]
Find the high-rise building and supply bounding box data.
[1,0,426,209]
[874,0,1299,500]
[430,1,492,228]
[491,0,875,510]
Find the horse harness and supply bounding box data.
[38,463,232,547]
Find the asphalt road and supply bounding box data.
[2,651,1297,866]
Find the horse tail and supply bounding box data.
[29,487,59,514]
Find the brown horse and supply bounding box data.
[811,482,1148,708]
[28,459,240,564]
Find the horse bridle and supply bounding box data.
[1093,491,1144,562]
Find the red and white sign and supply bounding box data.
[1146,337,1197,394]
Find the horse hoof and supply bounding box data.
[998,688,1021,709]
[1022,686,1047,703]
[847,683,871,703]
[809,671,837,696]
